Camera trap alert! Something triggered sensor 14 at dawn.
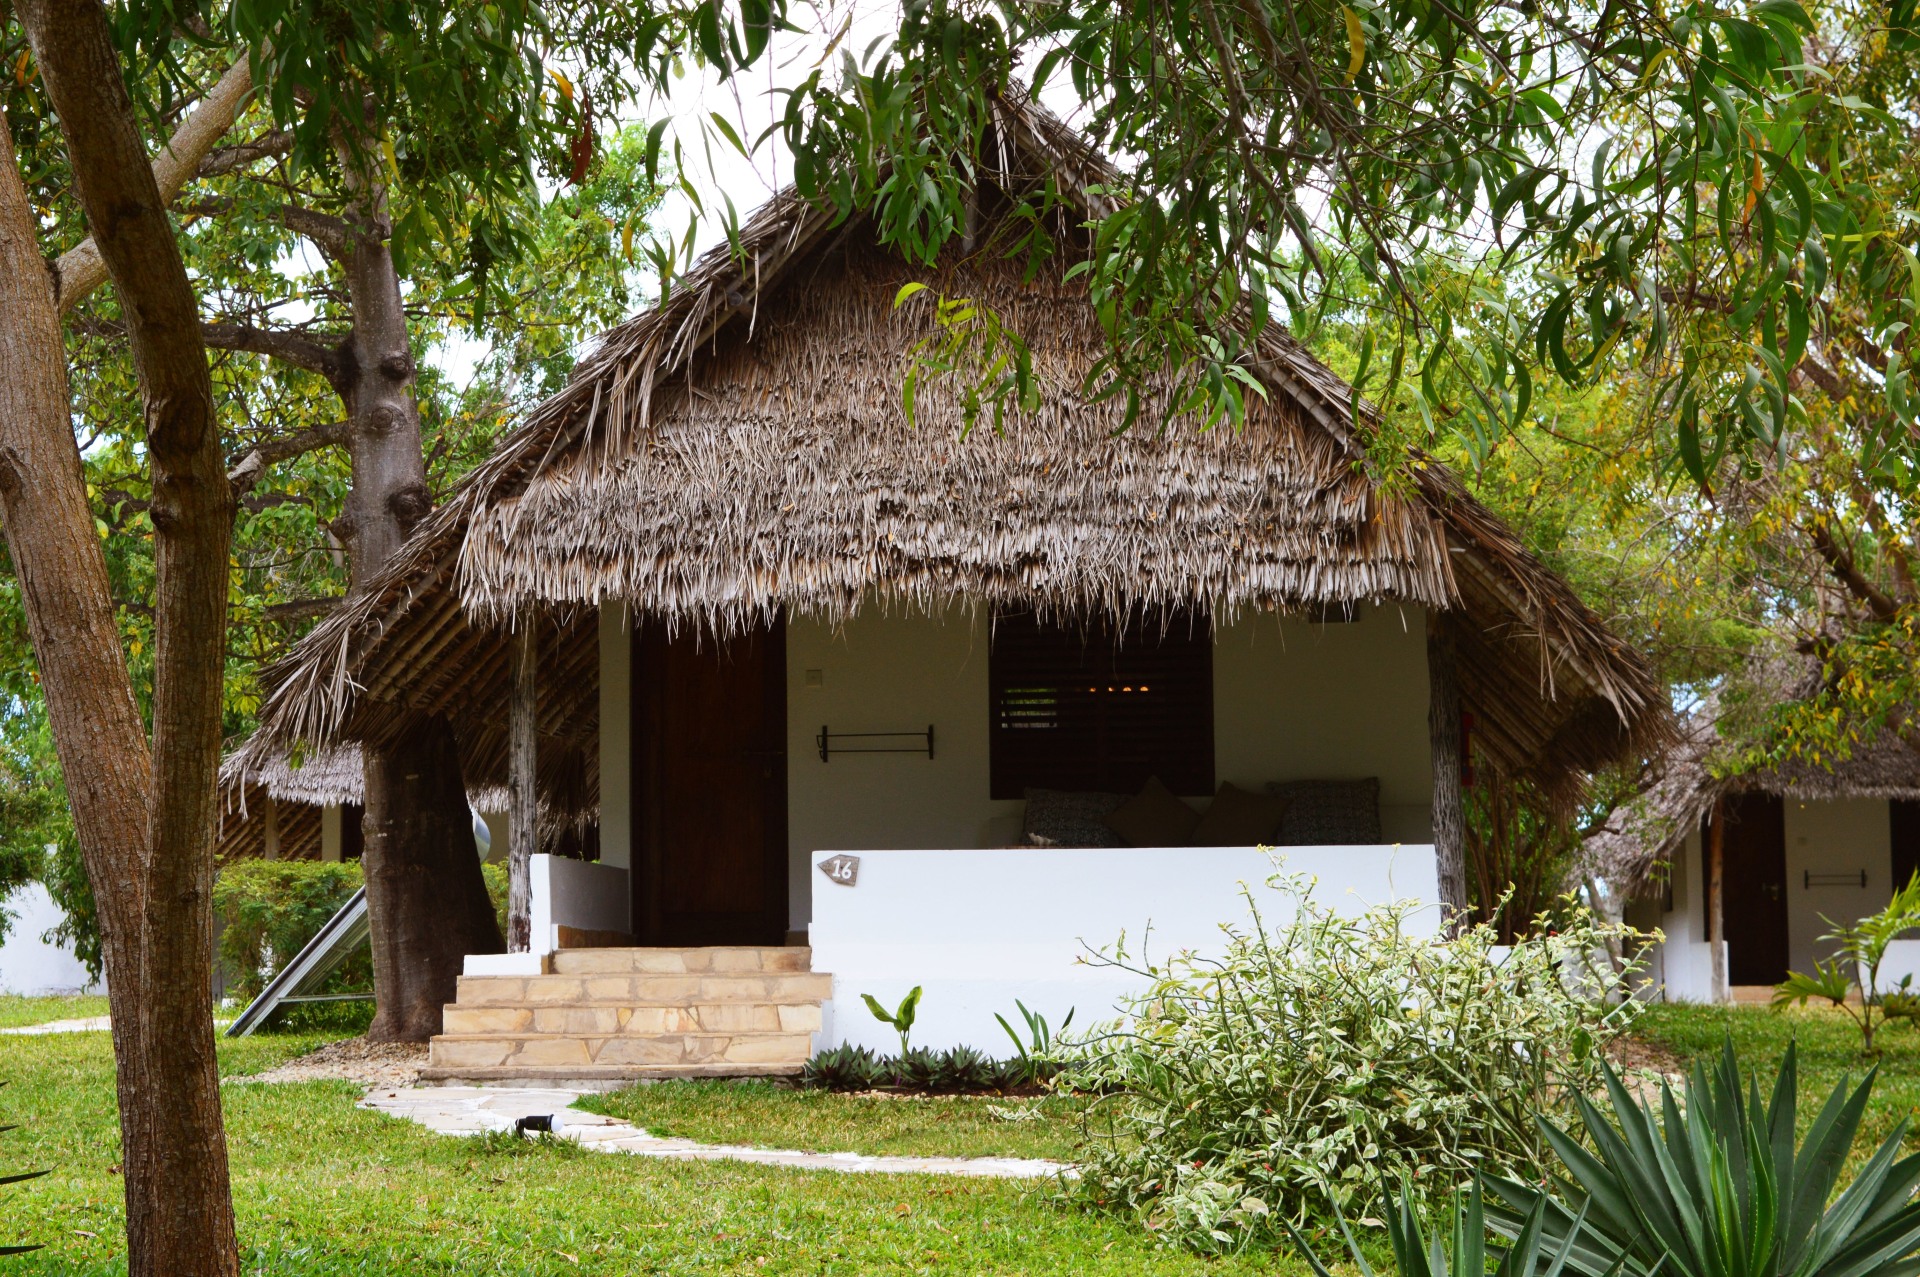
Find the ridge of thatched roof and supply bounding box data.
[234,89,1670,802]
[1581,661,1920,894]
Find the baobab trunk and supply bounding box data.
[4,4,239,1272]
[330,141,503,1041]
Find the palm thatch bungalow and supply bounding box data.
[1583,674,1920,1003]
[231,94,1668,1079]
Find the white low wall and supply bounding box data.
[466,855,631,977]
[0,883,101,996]
[808,845,1441,1053]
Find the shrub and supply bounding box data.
[800,1044,885,1091]
[1483,1042,1920,1277]
[1061,871,1646,1252]
[212,860,368,1001]
[1773,870,1920,1051]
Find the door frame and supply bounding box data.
[630,618,789,945]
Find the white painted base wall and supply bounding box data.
[808,844,1441,1053]
[0,883,101,996]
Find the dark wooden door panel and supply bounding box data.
[633,620,788,945]
[1714,793,1789,985]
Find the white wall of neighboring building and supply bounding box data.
[0,883,100,996]
[784,603,1436,932]
[1783,798,1890,974]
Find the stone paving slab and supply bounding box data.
[359,1084,1068,1180]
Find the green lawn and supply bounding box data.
[1634,1001,1920,1161]
[577,1080,1087,1161]
[5,999,1915,1274]
[0,1019,1277,1275]
[0,994,110,1030]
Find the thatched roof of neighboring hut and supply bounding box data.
[232,91,1670,804]
[1581,663,1920,895]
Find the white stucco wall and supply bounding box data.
[810,843,1441,1052]
[0,883,101,996]
[1784,798,1890,974]
[785,603,1436,931]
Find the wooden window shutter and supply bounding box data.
[988,608,1214,800]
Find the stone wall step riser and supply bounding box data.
[443,1002,822,1037]
[454,973,832,1006]
[550,947,812,975]
[427,1032,814,1071]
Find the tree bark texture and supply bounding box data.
[326,134,504,1040]
[7,5,239,1273]
[361,715,505,1039]
[1427,611,1469,917]
[509,625,537,952]
[1708,798,1727,1004]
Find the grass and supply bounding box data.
[0,994,110,1030]
[0,1025,1282,1275]
[577,1080,1087,1161]
[1633,1000,1920,1162]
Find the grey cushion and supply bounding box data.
[1267,777,1381,844]
[1023,788,1129,848]
[1191,782,1291,847]
[1104,776,1202,847]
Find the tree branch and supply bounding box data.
[198,129,293,179]
[1809,522,1903,623]
[52,53,254,314]
[201,322,344,380]
[259,596,340,624]
[226,419,349,493]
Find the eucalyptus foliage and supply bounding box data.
[1061,874,1646,1252]
[1484,1043,1920,1277]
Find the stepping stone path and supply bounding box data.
[360,1085,1070,1180]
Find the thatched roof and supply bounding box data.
[232,91,1669,804]
[1581,666,1920,895]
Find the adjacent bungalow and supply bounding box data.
[231,94,1668,1079]
[1585,674,1920,1002]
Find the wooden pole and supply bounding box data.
[509,623,537,953]
[1708,796,1727,1003]
[1427,612,1468,920]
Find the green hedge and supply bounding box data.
[213,858,512,1004]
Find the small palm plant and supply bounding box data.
[1482,1042,1920,1277]
[1773,870,1920,1051]
[861,985,922,1058]
[2,1081,46,1257]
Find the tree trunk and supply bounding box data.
[5,6,239,1273]
[329,130,502,1041]
[361,715,503,1040]
[1427,610,1469,918]
[509,625,538,952]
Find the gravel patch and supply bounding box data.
[230,1036,428,1091]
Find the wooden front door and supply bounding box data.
[632,620,789,945]
[1713,793,1790,985]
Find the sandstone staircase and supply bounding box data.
[421,947,828,1083]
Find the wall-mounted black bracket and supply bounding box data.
[817,724,934,762]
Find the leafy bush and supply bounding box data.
[996,999,1074,1084]
[1061,872,1645,1251]
[1774,871,1920,1051]
[212,860,369,1001]
[1483,1042,1920,1277]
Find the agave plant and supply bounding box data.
[799,1044,884,1092]
[1483,1043,1920,1277]
[933,1045,993,1091]
[2,1082,45,1257]
[1294,1179,1588,1277]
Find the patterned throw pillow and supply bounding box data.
[1266,778,1381,845]
[1023,788,1130,848]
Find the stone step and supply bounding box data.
[443,1000,822,1037]
[427,1031,813,1072]
[453,970,832,1007]
[550,946,811,975]
[416,1061,805,1084]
